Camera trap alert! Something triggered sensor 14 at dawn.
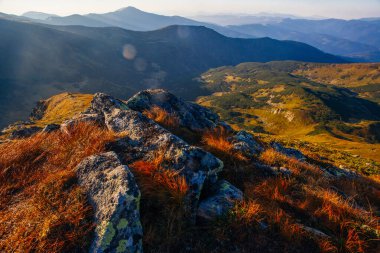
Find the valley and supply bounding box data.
[197,62,380,166]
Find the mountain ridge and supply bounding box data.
[0,17,346,128]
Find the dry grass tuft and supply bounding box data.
[129,156,190,252]
[143,106,180,129]
[231,199,262,225]
[0,122,115,252]
[202,126,246,161]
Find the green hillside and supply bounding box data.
[197,62,380,163]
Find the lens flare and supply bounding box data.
[122,44,137,60]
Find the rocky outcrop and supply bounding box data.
[76,152,143,253]
[197,180,243,221]
[103,108,224,218]
[126,89,225,132]
[9,126,42,139]
[86,93,129,115]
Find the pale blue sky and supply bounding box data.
[0,0,379,19]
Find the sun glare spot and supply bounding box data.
[122,44,137,60]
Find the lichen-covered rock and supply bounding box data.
[271,142,306,161]
[228,131,263,159]
[61,113,104,132]
[197,180,243,221]
[104,108,224,218]
[9,126,42,139]
[86,93,129,115]
[76,152,143,253]
[126,89,224,132]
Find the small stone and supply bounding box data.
[197,180,243,221]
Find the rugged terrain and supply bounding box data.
[0,89,379,253]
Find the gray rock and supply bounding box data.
[324,166,358,179]
[9,126,42,139]
[197,180,243,221]
[300,225,329,238]
[228,131,263,159]
[270,166,292,176]
[126,89,223,132]
[271,142,306,161]
[104,108,224,219]
[76,152,143,253]
[86,93,129,115]
[42,124,60,133]
[61,113,104,132]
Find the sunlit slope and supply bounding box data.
[197,62,380,161]
[293,63,380,103]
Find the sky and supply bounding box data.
[0,0,380,19]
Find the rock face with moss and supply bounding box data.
[76,152,143,253]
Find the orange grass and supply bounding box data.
[0,122,115,252]
[202,126,247,161]
[129,156,190,252]
[143,106,180,129]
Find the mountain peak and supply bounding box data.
[22,11,58,20]
[114,6,145,14]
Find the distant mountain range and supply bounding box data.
[16,7,380,62]
[0,16,344,127]
[191,13,319,26]
[228,19,380,62]
[21,7,249,38]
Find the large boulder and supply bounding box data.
[197,180,243,221]
[76,152,143,253]
[86,93,129,115]
[126,89,223,132]
[104,108,224,218]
